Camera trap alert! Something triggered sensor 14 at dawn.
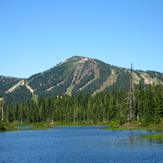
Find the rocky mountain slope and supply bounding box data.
[1,56,163,102]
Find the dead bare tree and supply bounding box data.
[129,63,134,121]
[0,98,5,122]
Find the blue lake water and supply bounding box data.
[0,126,163,163]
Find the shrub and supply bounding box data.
[0,122,5,131]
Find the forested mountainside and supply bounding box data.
[2,84,163,125]
[0,76,21,98]
[0,56,163,102]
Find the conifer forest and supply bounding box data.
[1,83,163,125]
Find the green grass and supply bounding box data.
[1,120,163,132]
[140,133,163,139]
[0,122,55,132]
[0,121,109,132]
[102,120,163,131]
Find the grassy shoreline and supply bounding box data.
[0,122,108,132]
[105,120,163,130]
[0,122,54,132]
[1,121,163,139]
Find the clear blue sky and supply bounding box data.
[0,0,163,78]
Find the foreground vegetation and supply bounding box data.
[106,120,163,130]
[0,121,55,132]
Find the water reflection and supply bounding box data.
[142,137,163,145]
[88,129,163,150]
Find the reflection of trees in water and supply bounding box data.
[147,138,163,145]
[128,134,163,150]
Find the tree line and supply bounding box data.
[1,83,163,125]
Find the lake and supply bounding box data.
[0,126,163,163]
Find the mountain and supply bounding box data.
[1,56,163,102]
[0,76,21,97]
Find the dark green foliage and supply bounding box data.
[0,76,20,97]
[0,122,5,131]
[82,63,112,94]
[36,78,73,97]
[72,71,95,94]
[105,70,130,91]
[134,71,141,78]
[2,84,162,125]
[146,71,163,81]
[28,62,74,91]
[4,86,32,103]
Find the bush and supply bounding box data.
[119,117,126,125]
[0,122,5,131]
[154,116,161,125]
[109,119,120,128]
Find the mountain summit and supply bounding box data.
[1,56,163,101]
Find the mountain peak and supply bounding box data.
[66,56,91,62]
[1,56,163,102]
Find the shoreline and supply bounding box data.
[1,121,163,135]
